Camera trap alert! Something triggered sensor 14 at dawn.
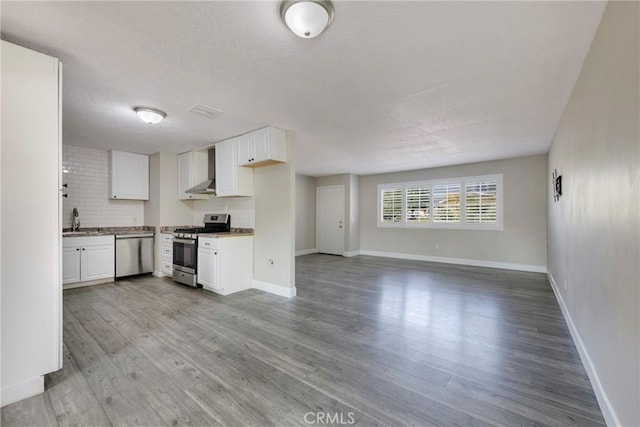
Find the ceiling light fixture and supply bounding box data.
[279,0,334,39]
[134,107,166,124]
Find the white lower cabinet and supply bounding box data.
[63,235,115,286]
[160,233,174,275]
[62,246,81,284]
[81,245,115,281]
[197,247,218,290]
[197,235,253,295]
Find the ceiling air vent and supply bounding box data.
[188,103,224,120]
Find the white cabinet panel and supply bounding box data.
[197,248,218,290]
[177,151,209,200]
[252,128,271,163]
[237,127,287,167]
[160,243,173,258]
[215,139,253,197]
[62,247,81,285]
[236,133,253,167]
[81,245,115,281]
[109,150,149,200]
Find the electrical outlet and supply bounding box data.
[268,259,275,268]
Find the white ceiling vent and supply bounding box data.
[188,103,224,119]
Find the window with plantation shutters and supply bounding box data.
[432,183,461,223]
[380,188,403,223]
[465,181,497,223]
[377,174,502,230]
[406,186,430,223]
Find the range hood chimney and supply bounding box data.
[186,148,215,194]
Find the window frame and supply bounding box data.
[377,174,504,230]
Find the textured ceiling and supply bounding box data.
[1,1,605,177]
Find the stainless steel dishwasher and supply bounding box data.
[115,233,154,278]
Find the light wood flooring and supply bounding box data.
[2,254,605,426]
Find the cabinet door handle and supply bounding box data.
[82,248,85,251]
[204,242,210,246]
[76,248,79,251]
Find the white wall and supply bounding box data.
[349,174,360,254]
[192,197,254,229]
[62,145,144,228]
[547,2,639,425]
[295,174,316,252]
[359,155,547,270]
[253,132,296,296]
[147,152,194,227]
[145,152,195,273]
[1,41,61,406]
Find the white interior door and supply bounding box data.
[317,186,345,255]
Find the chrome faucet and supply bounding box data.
[72,207,81,231]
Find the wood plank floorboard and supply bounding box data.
[2,254,605,426]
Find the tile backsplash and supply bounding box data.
[62,145,144,228]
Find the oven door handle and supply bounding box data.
[173,238,197,245]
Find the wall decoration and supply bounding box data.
[552,169,562,202]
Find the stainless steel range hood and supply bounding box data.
[186,148,215,194]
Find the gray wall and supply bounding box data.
[359,155,547,268]
[547,2,639,425]
[295,174,317,252]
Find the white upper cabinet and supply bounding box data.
[215,138,254,197]
[237,127,287,167]
[177,151,209,200]
[108,150,149,200]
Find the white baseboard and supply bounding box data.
[62,277,113,290]
[359,250,546,273]
[1,376,44,407]
[547,273,619,427]
[153,270,169,278]
[295,248,317,256]
[343,250,361,257]
[253,280,297,298]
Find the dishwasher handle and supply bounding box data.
[116,233,154,239]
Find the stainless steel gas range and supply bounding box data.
[172,214,230,287]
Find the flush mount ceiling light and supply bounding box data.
[279,0,334,38]
[134,107,166,124]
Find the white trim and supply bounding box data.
[343,250,360,257]
[153,270,170,278]
[62,277,113,290]
[296,248,318,256]
[359,250,546,273]
[253,279,297,298]
[1,376,44,407]
[547,273,620,427]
